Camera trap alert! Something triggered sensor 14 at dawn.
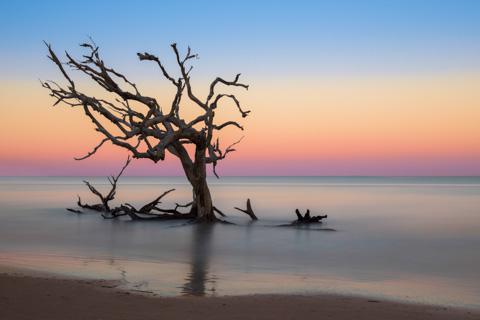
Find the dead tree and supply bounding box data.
[43,40,250,222]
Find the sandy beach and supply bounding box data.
[1,271,478,320]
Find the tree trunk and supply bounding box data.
[177,140,215,222]
[190,176,215,222]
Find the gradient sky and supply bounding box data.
[0,0,479,176]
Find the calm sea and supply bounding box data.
[0,176,479,307]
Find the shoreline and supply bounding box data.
[1,271,478,320]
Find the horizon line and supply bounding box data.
[1,175,479,178]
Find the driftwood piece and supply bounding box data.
[66,208,82,214]
[77,157,131,212]
[234,199,258,220]
[292,209,327,224]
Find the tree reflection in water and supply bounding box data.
[181,223,217,296]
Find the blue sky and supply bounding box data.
[1,0,479,80]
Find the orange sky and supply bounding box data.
[1,72,479,176]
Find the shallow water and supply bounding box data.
[0,176,479,307]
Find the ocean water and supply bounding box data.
[0,176,479,307]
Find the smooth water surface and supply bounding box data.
[0,176,479,307]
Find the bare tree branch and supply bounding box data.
[207,136,244,178]
[206,73,249,105]
[74,138,110,160]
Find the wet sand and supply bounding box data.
[1,272,478,320]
